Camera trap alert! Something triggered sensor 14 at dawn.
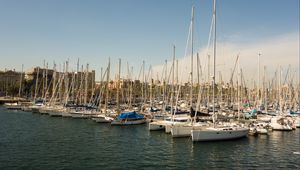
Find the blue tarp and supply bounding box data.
[117,111,144,119]
[251,109,257,114]
[34,99,45,104]
[244,109,257,119]
[289,110,300,115]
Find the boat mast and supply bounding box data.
[149,66,153,109]
[105,59,110,114]
[65,60,69,104]
[163,60,167,112]
[129,66,133,110]
[84,63,89,105]
[197,53,200,87]
[299,52,300,109]
[76,58,79,104]
[45,62,48,100]
[42,60,45,99]
[264,66,267,113]
[98,67,103,111]
[171,45,175,119]
[257,53,261,109]
[190,5,195,110]
[279,66,282,112]
[18,64,23,98]
[142,60,145,104]
[212,0,217,126]
[117,58,121,114]
[79,65,84,105]
[52,62,56,102]
[207,54,210,106]
[34,67,40,101]
[237,56,240,121]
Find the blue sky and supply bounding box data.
[0,0,299,79]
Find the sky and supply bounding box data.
[0,0,299,83]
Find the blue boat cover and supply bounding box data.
[251,109,257,114]
[289,110,300,115]
[117,111,144,119]
[34,99,45,104]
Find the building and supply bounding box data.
[0,70,24,96]
[25,67,95,100]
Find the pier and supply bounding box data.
[0,97,28,105]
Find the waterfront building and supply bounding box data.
[0,69,24,97]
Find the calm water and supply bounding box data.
[0,106,299,170]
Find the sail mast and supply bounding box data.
[18,64,23,98]
[190,6,195,109]
[117,58,121,114]
[257,53,261,109]
[105,58,110,114]
[34,67,40,101]
[212,0,217,125]
[171,45,175,119]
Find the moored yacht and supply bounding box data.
[191,125,249,141]
[111,111,146,125]
[92,112,114,123]
[269,116,293,131]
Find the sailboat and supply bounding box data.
[111,111,146,125]
[92,59,116,123]
[169,7,210,137]
[191,0,248,142]
[5,65,25,110]
[110,60,146,125]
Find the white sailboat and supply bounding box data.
[92,58,115,123]
[269,116,293,131]
[170,7,210,137]
[92,113,114,123]
[191,0,248,142]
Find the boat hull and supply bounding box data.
[61,112,72,117]
[148,121,165,131]
[92,116,113,123]
[171,125,192,137]
[191,127,248,142]
[48,111,62,117]
[111,119,146,125]
[5,104,23,110]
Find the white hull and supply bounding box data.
[270,117,293,131]
[256,128,268,134]
[61,112,72,117]
[70,113,88,119]
[191,127,249,141]
[171,125,192,137]
[111,119,146,125]
[148,115,191,133]
[294,117,300,128]
[5,103,23,110]
[48,111,62,117]
[271,124,293,131]
[165,121,190,134]
[165,124,172,133]
[92,116,114,123]
[249,125,269,135]
[148,121,165,131]
[39,108,50,115]
[171,123,209,138]
[22,106,32,112]
[31,107,41,113]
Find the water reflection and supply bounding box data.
[0,108,299,169]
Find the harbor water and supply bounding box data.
[0,106,299,169]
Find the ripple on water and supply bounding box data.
[0,108,299,169]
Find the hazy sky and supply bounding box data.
[0,0,299,82]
